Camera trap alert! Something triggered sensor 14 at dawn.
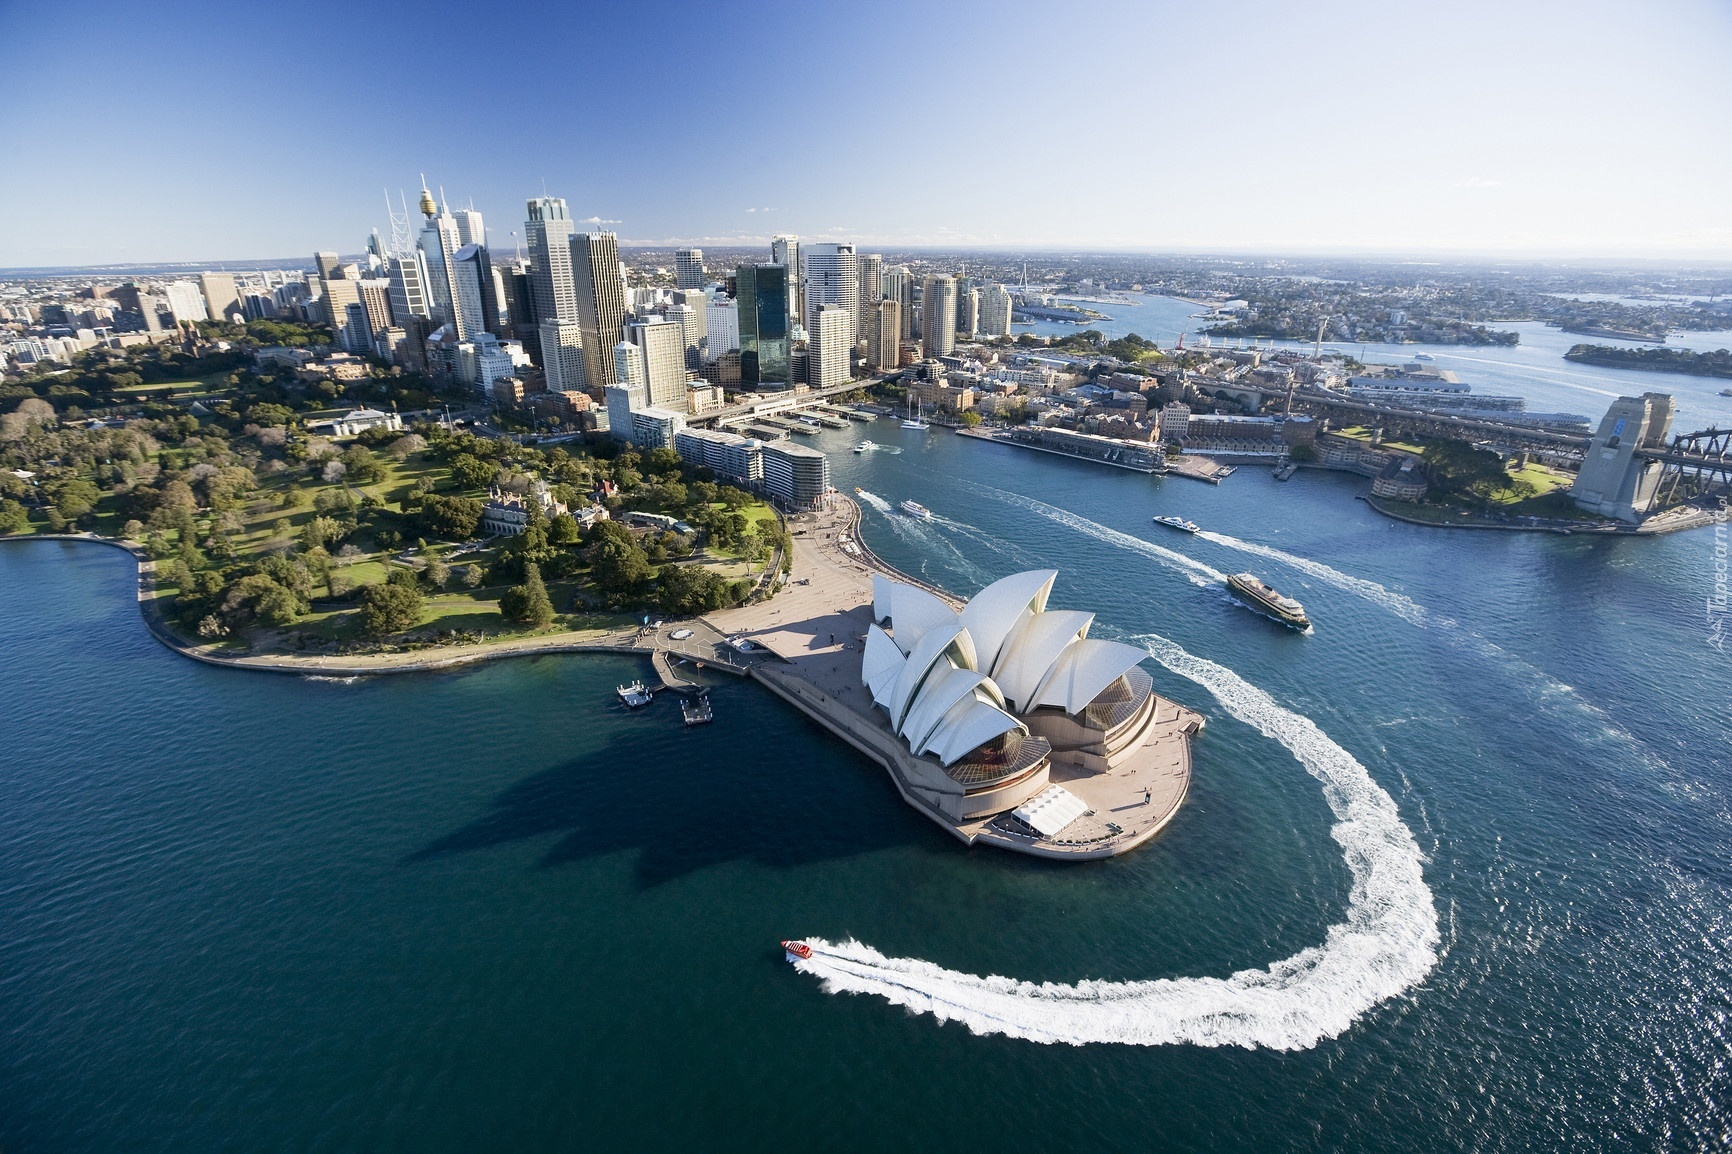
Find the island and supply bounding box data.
[1564,343,1732,378]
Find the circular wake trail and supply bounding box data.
[790,634,1440,1049]
[1194,530,1428,626]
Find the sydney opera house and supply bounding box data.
[857,569,1199,853]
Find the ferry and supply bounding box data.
[617,680,654,708]
[900,499,933,520]
[1720,388,1732,398]
[782,939,813,960]
[1226,573,1310,631]
[1152,514,1200,534]
[853,439,877,453]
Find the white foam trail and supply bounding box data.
[855,489,892,514]
[790,634,1439,1049]
[856,491,996,586]
[977,487,1228,588]
[1194,531,1429,626]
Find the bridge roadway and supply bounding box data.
[685,379,883,428]
[1289,390,1593,451]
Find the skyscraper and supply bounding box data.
[524,196,577,326]
[386,253,431,323]
[704,296,739,360]
[922,275,957,357]
[802,242,857,346]
[673,288,708,362]
[572,232,628,388]
[770,235,800,331]
[810,304,853,389]
[450,244,496,341]
[199,272,240,322]
[164,280,208,325]
[453,207,485,248]
[314,252,342,281]
[630,318,690,411]
[883,265,915,339]
[871,298,902,371]
[958,286,979,340]
[415,185,461,325]
[855,253,883,343]
[675,248,705,290]
[540,319,588,394]
[664,302,701,370]
[736,263,789,386]
[979,283,1013,337]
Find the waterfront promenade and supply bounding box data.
[9,510,1202,860]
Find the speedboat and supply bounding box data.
[853,439,877,453]
[782,940,813,960]
[1152,515,1200,533]
[900,500,932,520]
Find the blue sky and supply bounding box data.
[2,0,1730,265]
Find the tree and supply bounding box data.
[548,512,581,546]
[0,498,29,534]
[449,454,495,491]
[461,563,483,589]
[359,581,424,636]
[423,557,450,589]
[415,494,483,539]
[340,444,383,485]
[959,410,983,428]
[591,535,651,593]
[656,562,731,615]
[499,561,555,627]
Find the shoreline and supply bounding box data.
[1359,495,1721,536]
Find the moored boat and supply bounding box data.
[1226,572,1310,630]
[617,680,654,708]
[1152,514,1200,533]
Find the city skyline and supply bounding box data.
[3,0,1731,266]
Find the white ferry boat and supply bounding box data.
[899,499,933,520]
[853,440,877,453]
[1152,515,1200,533]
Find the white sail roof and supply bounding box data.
[923,694,1026,766]
[898,666,1002,750]
[871,574,895,625]
[1030,638,1149,714]
[991,609,1094,711]
[887,583,958,656]
[886,622,978,732]
[958,569,1056,675]
[862,624,907,709]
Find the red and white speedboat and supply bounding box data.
[781,939,813,961]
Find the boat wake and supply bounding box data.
[970,486,1227,588]
[789,634,1439,1049]
[855,491,997,587]
[1194,531,1428,626]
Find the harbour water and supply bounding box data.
[4,416,1730,1148]
[1019,292,1732,428]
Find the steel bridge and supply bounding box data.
[1646,427,1732,508]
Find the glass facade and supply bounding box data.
[736,262,789,386]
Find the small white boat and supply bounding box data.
[853,440,877,453]
[900,500,932,520]
[617,681,654,708]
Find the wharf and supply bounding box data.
[1165,454,1235,483]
